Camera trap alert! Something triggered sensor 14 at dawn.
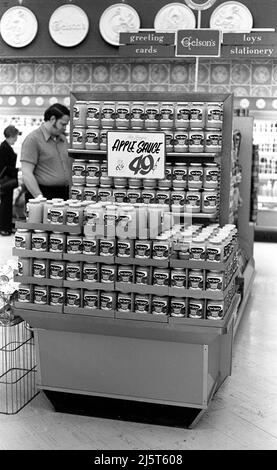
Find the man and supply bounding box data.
[21,103,72,202]
[0,125,20,235]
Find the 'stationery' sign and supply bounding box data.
[107,131,165,179]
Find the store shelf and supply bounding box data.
[68,148,220,159]
[14,301,63,314]
[63,253,114,264]
[13,248,63,259]
[115,256,169,267]
[115,311,169,323]
[14,275,63,287]
[63,280,115,291]
[15,221,82,234]
[64,307,115,318]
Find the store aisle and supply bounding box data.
[0,241,277,450]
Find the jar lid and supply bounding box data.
[86,184,97,187]
[17,228,29,232]
[34,230,45,233]
[28,198,41,204]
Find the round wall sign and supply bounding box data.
[185,0,217,10]
[49,5,89,47]
[0,6,38,48]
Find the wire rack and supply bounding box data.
[0,307,38,415]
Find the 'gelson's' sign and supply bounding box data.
[176,29,221,57]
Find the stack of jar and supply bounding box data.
[72,100,223,154]
[71,159,220,214]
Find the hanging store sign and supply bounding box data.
[223,32,277,45]
[176,29,221,57]
[221,45,277,58]
[107,131,165,180]
[120,31,175,45]
[119,44,175,57]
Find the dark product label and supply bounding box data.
[117,241,131,257]
[101,294,114,310]
[156,192,170,204]
[66,265,81,280]
[145,109,159,120]
[67,239,83,253]
[206,134,222,147]
[152,299,168,315]
[49,210,64,224]
[18,288,31,302]
[173,169,187,181]
[117,295,132,311]
[87,106,100,119]
[18,261,23,276]
[66,210,80,225]
[207,303,224,319]
[50,237,64,252]
[204,195,217,207]
[83,266,97,282]
[101,108,115,119]
[84,189,98,202]
[171,300,186,316]
[114,191,126,203]
[127,192,141,204]
[73,130,84,143]
[206,277,223,291]
[152,243,169,259]
[118,269,133,283]
[190,107,203,121]
[15,235,26,249]
[174,133,189,145]
[190,134,204,146]
[83,293,98,309]
[171,192,185,205]
[66,292,80,307]
[104,214,119,225]
[135,298,150,313]
[207,108,222,122]
[190,247,205,260]
[135,269,149,285]
[153,271,169,286]
[189,302,203,318]
[189,275,204,289]
[171,272,186,288]
[98,190,112,201]
[186,194,201,206]
[116,107,129,119]
[83,239,97,255]
[160,107,174,120]
[34,289,47,304]
[32,236,47,251]
[101,267,115,282]
[50,263,64,279]
[50,291,64,305]
[86,165,100,178]
[86,131,99,144]
[72,165,86,176]
[141,192,155,204]
[205,169,219,182]
[135,242,151,259]
[100,240,115,256]
[176,108,190,120]
[188,170,203,181]
[206,247,221,261]
[71,188,83,200]
[33,262,46,278]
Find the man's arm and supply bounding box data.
[21,161,43,198]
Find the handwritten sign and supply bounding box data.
[107,131,165,180]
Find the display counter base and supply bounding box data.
[43,390,206,429]
[254,226,277,243]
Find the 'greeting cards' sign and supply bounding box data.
[107,131,165,179]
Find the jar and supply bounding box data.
[159,163,172,188]
[206,270,224,291]
[49,202,66,224]
[114,177,128,187]
[66,262,81,281]
[170,189,186,207]
[144,102,160,129]
[85,127,100,150]
[101,101,115,128]
[189,129,205,153]
[83,263,98,282]
[190,102,205,128]
[115,101,130,129]
[71,186,84,201]
[153,268,170,287]
[33,285,47,305]
[117,292,132,312]
[82,236,98,256]
[113,187,127,204]
[83,185,98,202]
[205,129,222,153]
[203,163,220,189]
[100,265,116,283]
[73,100,87,126]
[99,130,108,151]
[185,190,201,213]
[188,299,204,319]
[18,284,32,303]
[66,289,81,307]
[126,188,141,204]
[128,178,142,188]
[33,259,47,278]
[143,179,157,189]
[66,234,83,254]
[165,131,174,152]
[66,203,83,226]
[172,163,187,189]
[31,230,48,251]
[188,163,203,190]
[135,239,151,259]
[135,266,150,285]
[72,160,86,183]
[26,198,44,223]
[104,205,119,228]
[48,232,65,253]
[152,235,170,260]
[156,189,170,205]
[141,189,155,204]
[86,160,100,178]
[49,287,65,306]
[171,268,186,288]
[43,200,53,223]
[86,101,100,127]
[170,297,186,317]
[134,294,150,314]
[159,102,174,129]
[130,101,144,129]
[202,189,218,213]
[206,238,223,262]
[83,290,98,309]
[173,131,189,153]
[189,238,206,260]
[117,265,133,284]
[152,296,168,315]
[175,102,190,129]
[15,229,31,250]
[98,236,114,256]
[98,186,112,203]
[72,126,86,149]
[188,269,204,290]
[49,261,65,280]
[100,292,115,311]
[206,103,223,129]
[18,258,31,277]
[117,239,133,258]
[206,300,224,320]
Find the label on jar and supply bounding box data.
[49,208,64,224]
[160,103,174,127]
[165,132,174,150]
[188,168,203,183]
[141,190,155,204]
[189,131,204,150]
[135,268,149,285]
[153,269,169,286]
[100,293,114,310]
[117,240,132,257]
[144,103,159,127]
[189,300,204,318]
[118,267,133,283]
[156,190,170,205]
[101,266,115,283]
[135,241,151,258]
[152,242,169,259]
[117,294,132,312]
[50,262,64,280]
[84,187,98,202]
[67,237,83,253]
[72,162,86,177]
[86,102,100,125]
[82,238,97,255]
[170,298,186,317]
[66,264,81,280]
[18,286,31,302]
[176,103,190,127]
[206,246,221,262]
[203,191,217,210]
[205,131,222,152]
[152,297,168,315]
[171,191,185,206]
[33,260,46,278]
[72,127,85,148]
[171,270,186,288]
[83,291,98,309]
[66,209,81,225]
[135,296,150,314]
[174,132,189,151]
[100,131,107,150]
[50,288,64,306]
[98,189,112,202]
[100,239,115,256]
[206,301,224,319]
[204,166,220,187]
[207,103,223,127]
[130,102,144,129]
[83,264,98,282]
[190,103,204,125]
[173,167,187,182]
[127,190,141,204]
[71,186,83,201]
[85,129,99,149]
[206,274,223,291]
[86,162,100,178]
[186,191,201,208]
[32,234,47,251]
[34,287,47,304]
[189,271,204,289]
[115,103,130,128]
[15,234,27,249]
[49,235,64,252]
[189,245,205,260]
[66,290,80,307]
[113,189,127,203]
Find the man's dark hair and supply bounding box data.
[4,125,20,138]
[44,103,70,122]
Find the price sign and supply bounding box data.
[107,131,165,179]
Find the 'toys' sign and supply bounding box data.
[184,0,217,10]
